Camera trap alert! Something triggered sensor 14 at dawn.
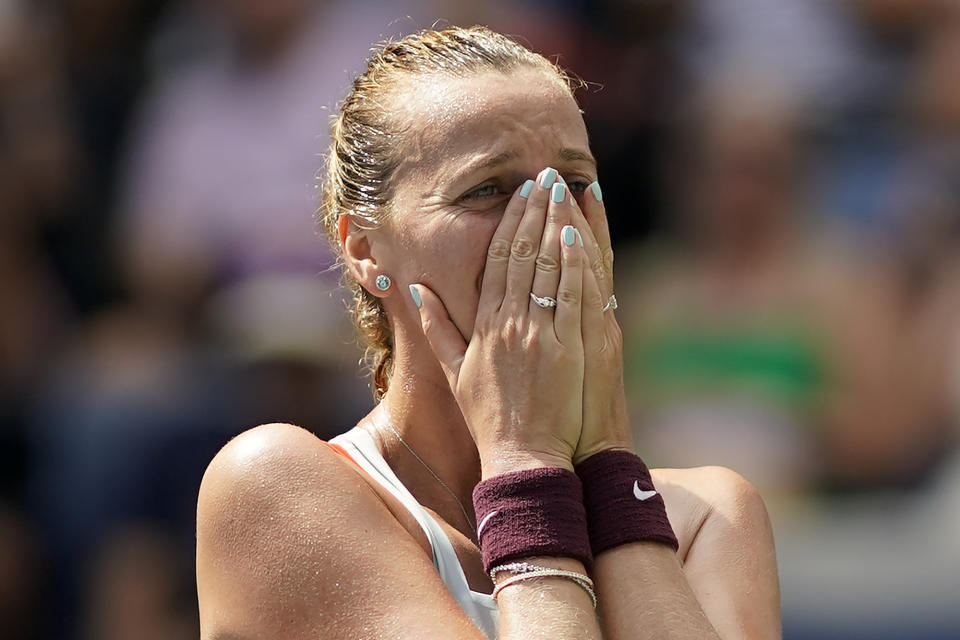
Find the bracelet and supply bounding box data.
[575,449,679,555]
[491,567,597,609]
[472,467,593,572]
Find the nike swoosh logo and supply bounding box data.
[633,481,658,501]
[477,510,498,538]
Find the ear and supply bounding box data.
[339,214,392,297]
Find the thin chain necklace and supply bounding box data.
[376,413,477,537]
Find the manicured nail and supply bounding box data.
[551,182,565,203]
[519,179,535,199]
[562,225,576,247]
[575,229,584,247]
[539,167,557,188]
[557,175,567,185]
[409,285,422,308]
[589,181,603,202]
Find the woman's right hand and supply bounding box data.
[411,169,587,478]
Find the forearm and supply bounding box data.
[497,556,601,640]
[593,543,721,640]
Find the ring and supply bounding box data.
[601,294,618,312]
[530,292,558,308]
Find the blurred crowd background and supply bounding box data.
[1,0,959,638]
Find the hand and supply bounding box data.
[569,182,634,463]
[411,170,588,478]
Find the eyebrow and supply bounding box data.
[467,146,596,174]
[558,147,597,166]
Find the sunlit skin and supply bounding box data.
[197,65,781,640]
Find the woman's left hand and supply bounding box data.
[570,183,634,463]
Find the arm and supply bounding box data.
[593,467,781,639]
[569,183,781,639]
[197,423,599,640]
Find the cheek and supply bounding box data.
[403,215,500,334]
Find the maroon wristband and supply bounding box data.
[575,449,679,555]
[472,467,593,573]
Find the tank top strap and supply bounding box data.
[329,427,498,638]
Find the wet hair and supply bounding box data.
[318,25,578,399]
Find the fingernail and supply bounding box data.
[551,182,565,203]
[589,181,603,202]
[519,179,534,199]
[409,285,422,308]
[562,225,576,247]
[557,175,567,185]
[575,229,584,247]
[539,167,557,188]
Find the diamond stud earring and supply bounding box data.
[375,274,392,291]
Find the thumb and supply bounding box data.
[409,284,467,391]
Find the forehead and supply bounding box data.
[391,69,589,178]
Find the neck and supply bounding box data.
[360,322,481,537]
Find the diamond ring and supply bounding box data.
[601,294,618,312]
[530,292,558,308]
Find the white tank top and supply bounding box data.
[330,427,499,639]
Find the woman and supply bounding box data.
[196,26,781,639]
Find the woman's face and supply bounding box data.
[372,68,597,340]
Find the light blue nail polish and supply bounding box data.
[589,181,603,202]
[540,167,557,188]
[519,179,534,199]
[562,225,576,247]
[576,229,584,247]
[409,285,422,308]
[557,175,567,185]
[551,182,565,203]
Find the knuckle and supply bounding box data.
[556,287,580,306]
[511,237,536,261]
[591,256,606,277]
[602,248,615,273]
[535,253,560,273]
[585,289,604,310]
[487,238,512,261]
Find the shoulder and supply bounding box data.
[197,423,356,526]
[196,423,380,637]
[650,466,773,563]
[652,466,782,638]
[196,423,482,639]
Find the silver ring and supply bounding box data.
[601,294,618,312]
[530,292,558,308]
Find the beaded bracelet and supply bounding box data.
[489,561,597,609]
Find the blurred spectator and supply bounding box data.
[27,0,425,636]
[617,73,940,497]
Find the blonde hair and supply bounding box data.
[319,26,577,399]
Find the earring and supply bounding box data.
[375,274,392,291]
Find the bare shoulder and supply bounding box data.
[196,423,483,640]
[196,423,373,636]
[650,465,773,560]
[652,466,782,639]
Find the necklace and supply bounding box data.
[377,415,477,537]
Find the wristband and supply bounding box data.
[575,449,679,555]
[472,467,592,573]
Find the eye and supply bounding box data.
[564,177,591,195]
[461,183,499,200]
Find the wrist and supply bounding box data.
[480,447,573,480]
[573,438,633,466]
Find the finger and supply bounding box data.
[569,194,613,300]
[553,224,584,346]
[582,181,613,278]
[409,284,467,392]
[503,167,558,314]
[479,180,535,313]
[528,180,572,316]
[580,256,607,365]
